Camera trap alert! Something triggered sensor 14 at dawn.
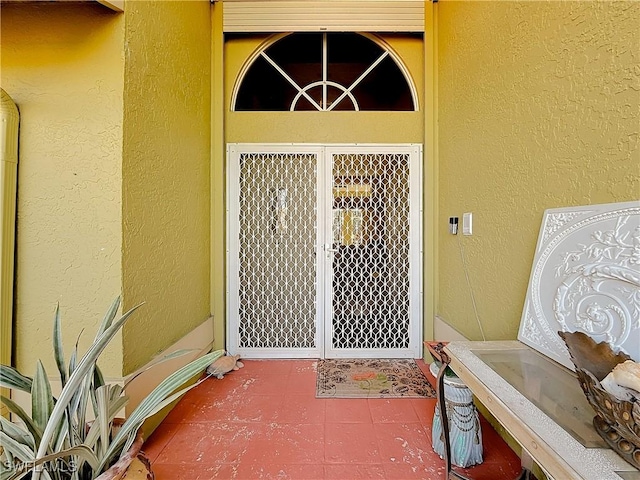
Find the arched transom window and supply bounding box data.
[233,33,418,111]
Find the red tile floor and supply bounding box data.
[143,359,523,479]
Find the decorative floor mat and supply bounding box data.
[316,358,436,398]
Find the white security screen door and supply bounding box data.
[227,144,422,359]
[227,145,325,358]
[324,146,422,358]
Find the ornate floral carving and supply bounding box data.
[553,216,640,351]
[518,202,640,370]
[520,309,544,345]
[542,211,589,244]
[555,216,640,276]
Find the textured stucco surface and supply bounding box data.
[225,33,425,144]
[1,4,125,376]
[122,1,212,374]
[437,1,640,340]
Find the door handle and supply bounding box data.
[324,244,338,253]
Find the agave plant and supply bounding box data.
[0,297,223,480]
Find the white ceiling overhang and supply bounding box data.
[222,0,425,33]
[2,0,124,12]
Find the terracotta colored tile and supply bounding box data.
[146,359,522,480]
[290,360,318,374]
[243,423,325,465]
[154,422,261,465]
[285,371,318,395]
[476,441,522,470]
[191,374,246,398]
[460,460,524,480]
[325,399,371,423]
[208,375,266,396]
[192,391,284,423]
[151,463,221,480]
[324,463,386,479]
[142,423,181,463]
[476,417,521,465]
[237,360,294,377]
[199,464,240,479]
[369,398,420,423]
[415,358,431,373]
[187,391,235,422]
[383,460,447,479]
[161,394,200,424]
[374,422,433,464]
[278,395,326,424]
[233,374,290,396]
[229,394,284,423]
[410,397,437,426]
[418,362,437,384]
[417,360,438,388]
[232,463,325,479]
[427,376,437,390]
[324,423,380,464]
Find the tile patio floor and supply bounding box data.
[142,359,523,479]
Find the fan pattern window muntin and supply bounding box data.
[233,33,417,112]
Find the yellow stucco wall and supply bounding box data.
[1,4,125,377]
[122,0,212,374]
[210,3,226,351]
[437,1,640,340]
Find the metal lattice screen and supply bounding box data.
[331,153,410,350]
[237,152,317,349]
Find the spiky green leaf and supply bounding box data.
[0,396,43,447]
[33,302,142,480]
[95,386,110,459]
[83,393,128,452]
[98,349,223,471]
[90,366,106,418]
[123,349,195,388]
[52,305,67,388]
[0,431,34,464]
[94,297,121,341]
[67,332,81,379]
[32,361,54,434]
[0,365,32,393]
[75,375,91,444]
[0,416,35,451]
[0,461,30,480]
[108,384,124,403]
[52,417,69,453]
[93,366,105,391]
[34,444,99,472]
[1,443,98,480]
[119,377,206,455]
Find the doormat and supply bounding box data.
[316,359,436,398]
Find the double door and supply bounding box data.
[227,144,422,358]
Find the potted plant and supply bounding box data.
[0,297,223,480]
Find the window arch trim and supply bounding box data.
[230,32,419,112]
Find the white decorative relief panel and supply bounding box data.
[518,201,640,371]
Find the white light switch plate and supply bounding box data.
[462,212,473,235]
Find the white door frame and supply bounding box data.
[227,143,423,359]
[323,144,423,358]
